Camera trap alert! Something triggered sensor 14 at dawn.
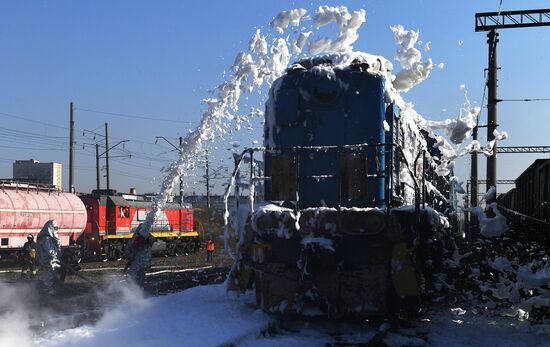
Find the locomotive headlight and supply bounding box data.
[341,209,386,235]
[362,211,386,235]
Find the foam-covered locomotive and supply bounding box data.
[225,57,455,319]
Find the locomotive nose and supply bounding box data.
[309,66,341,105]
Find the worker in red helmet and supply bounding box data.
[206,236,215,263]
[36,220,61,294]
[124,223,156,287]
[21,234,36,278]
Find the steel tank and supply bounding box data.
[0,182,86,248]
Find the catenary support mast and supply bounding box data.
[69,102,75,193]
[474,8,550,200]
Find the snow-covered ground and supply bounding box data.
[30,284,549,347]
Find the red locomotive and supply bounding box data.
[79,189,198,260]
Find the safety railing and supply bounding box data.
[223,142,437,216]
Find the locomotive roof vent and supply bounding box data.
[293,57,334,71]
[92,189,118,196]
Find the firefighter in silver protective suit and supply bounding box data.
[36,220,62,294]
[124,223,156,287]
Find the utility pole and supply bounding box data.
[95,143,100,190]
[179,136,184,206]
[155,136,185,205]
[470,126,478,209]
[475,8,550,199]
[96,138,129,191]
[486,29,498,197]
[69,102,75,193]
[105,123,110,190]
[205,149,210,209]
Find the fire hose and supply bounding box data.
[55,259,97,286]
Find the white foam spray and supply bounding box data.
[138,6,374,238]
[140,5,501,249]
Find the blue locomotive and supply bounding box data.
[226,57,453,318]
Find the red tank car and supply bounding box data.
[0,181,86,257]
[80,189,198,260]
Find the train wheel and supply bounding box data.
[166,241,177,257]
[182,241,195,255]
[103,242,122,261]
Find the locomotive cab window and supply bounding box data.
[340,152,368,200]
[1,238,8,246]
[120,206,130,218]
[271,155,298,201]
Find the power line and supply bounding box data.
[499,98,550,102]
[74,107,197,125]
[80,147,164,171]
[0,111,68,130]
[0,126,67,139]
[0,144,68,151]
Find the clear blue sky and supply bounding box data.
[0,0,548,196]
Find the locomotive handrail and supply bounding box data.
[228,142,423,192]
[226,142,423,207]
[222,150,249,260]
[224,142,445,223]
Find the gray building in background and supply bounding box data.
[13,159,63,190]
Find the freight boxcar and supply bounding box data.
[514,159,549,221]
[80,189,198,260]
[0,180,86,258]
[537,159,550,223]
[497,188,516,211]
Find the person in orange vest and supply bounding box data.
[206,236,215,263]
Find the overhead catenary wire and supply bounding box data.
[0,111,69,130]
[498,98,550,102]
[74,107,198,125]
[0,108,181,149]
[80,147,169,171]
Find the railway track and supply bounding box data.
[144,266,229,295]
